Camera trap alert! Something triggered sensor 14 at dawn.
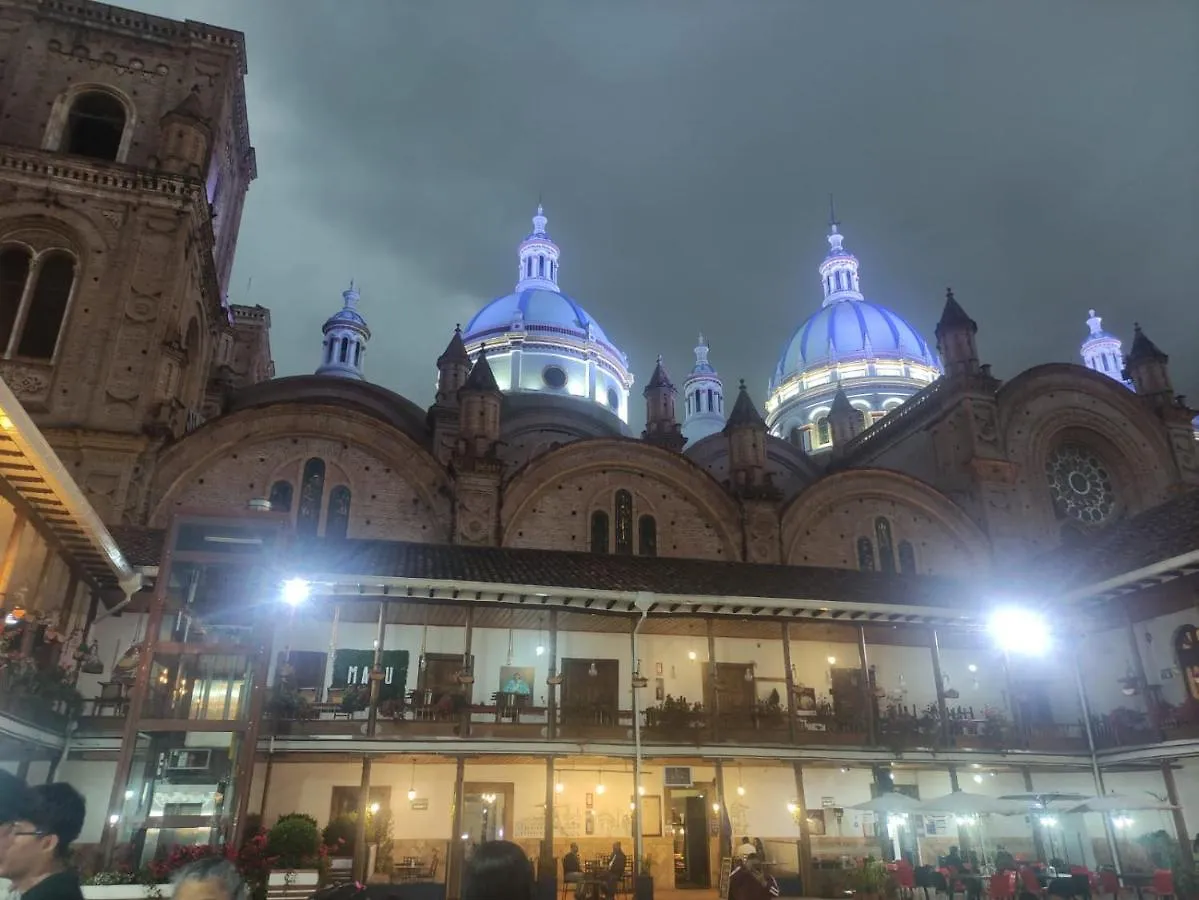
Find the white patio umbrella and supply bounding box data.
[849,793,927,814]
[999,792,1089,808]
[1066,794,1176,813]
[919,791,1029,816]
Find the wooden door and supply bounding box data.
[830,667,866,727]
[418,652,473,703]
[561,658,619,724]
[705,662,756,719]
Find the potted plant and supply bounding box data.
[850,858,888,900]
[267,813,322,890]
[340,686,370,716]
[81,870,171,900]
[266,684,310,722]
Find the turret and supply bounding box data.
[1080,309,1128,385]
[724,380,773,494]
[315,283,370,380]
[934,288,978,377]
[682,335,725,445]
[155,86,212,178]
[642,356,686,453]
[827,384,862,449]
[436,325,472,406]
[516,204,560,292]
[457,346,502,458]
[1124,323,1173,404]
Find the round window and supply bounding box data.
[1045,443,1116,525]
[607,388,619,410]
[542,365,567,389]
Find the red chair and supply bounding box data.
[894,862,916,900]
[989,872,1017,900]
[1097,869,1121,899]
[1147,870,1175,900]
[1019,867,1046,899]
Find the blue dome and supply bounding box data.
[464,288,621,356]
[325,308,366,328]
[773,300,939,385]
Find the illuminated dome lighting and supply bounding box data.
[462,206,634,422]
[765,207,942,454]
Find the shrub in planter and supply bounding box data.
[323,814,358,856]
[268,813,321,870]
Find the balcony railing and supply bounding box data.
[0,663,79,733]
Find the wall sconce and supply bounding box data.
[826,656,836,665]
[555,782,564,794]
[588,661,598,677]
[688,651,698,661]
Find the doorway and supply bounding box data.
[561,658,619,725]
[462,783,513,857]
[668,789,711,888]
[704,663,757,723]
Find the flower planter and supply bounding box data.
[268,871,321,888]
[82,886,175,900]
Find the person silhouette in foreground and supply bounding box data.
[464,841,536,900]
[0,783,86,900]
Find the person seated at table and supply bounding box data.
[729,852,780,900]
[737,837,757,860]
[602,842,625,900]
[562,844,583,899]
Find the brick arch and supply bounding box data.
[0,208,110,258]
[998,364,1176,532]
[501,438,742,559]
[149,403,452,538]
[43,82,138,163]
[781,469,989,574]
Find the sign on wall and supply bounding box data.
[332,649,409,701]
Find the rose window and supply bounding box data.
[1045,444,1115,524]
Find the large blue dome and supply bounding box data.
[773,299,939,386]
[464,288,622,358]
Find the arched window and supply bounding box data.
[875,517,895,574]
[526,258,533,278]
[897,540,916,574]
[16,252,75,359]
[339,336,349,363]
[857,537,875,572]
[590,510,609,554]
[0,247,31,352]
[325,340,334,363]
[538,255,546,277]
[638,515,657,557]
[326,485,351,539]
[62,91,126,161]
[816,417,830,445]
[354,342,362,366]
[269,481,294,513]
[297,458,326,537]
[614,489,633,555]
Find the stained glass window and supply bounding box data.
[1046,444,1116,525]
[898,540,916,574]
[590,511,609,554]
[875,517,895,574]
[614,490,633,555]
[268,481,293,513]
[817,418,830,445]
[297,458,325,537]
[638,515,657,557]
[326,485,351,539]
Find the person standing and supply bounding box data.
[0,783,86,900]
[728,852,779,900]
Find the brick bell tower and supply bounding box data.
[0,0,266,522]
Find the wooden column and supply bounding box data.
[28,547,55,612]
[1021,767,1047,863]
[781,622,797,744]
[707,618,719,741]
[947,764,960,793]
[231,604,275,847]
[715,760,730,862]
[857,625,876,744]
[929,628,950,747]
[547,610,559,740]
[542,757,556,876]
[449,757,467,900]
[258,750,275,816]
[460,606,474,738]
[353,600,388,882]
[1161,760,1193,867]
[791,762,813,894]
[0,510,27,597]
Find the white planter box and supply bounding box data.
[82,886,175,900]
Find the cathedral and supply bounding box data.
[3,0,1199,893]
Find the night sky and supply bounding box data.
[127,0,1198,428]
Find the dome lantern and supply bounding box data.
[315,281,370,381]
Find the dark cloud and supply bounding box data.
[131,0,1199,426]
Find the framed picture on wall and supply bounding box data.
[640,795,663,837]
[586,792,594,809]
[655,662,663,675]
[655,678,665,701]
[499,666,534,697]
[794,686,817,716]
[585,811,595,835]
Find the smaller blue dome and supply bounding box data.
[464,288,621,357]
[773,300,939,385]
[325,307,366,328]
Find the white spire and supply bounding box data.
[315,281,371,380]
[515,203,561,292]
[1080,308,1128,385]
[683,333,725,445]
[818,201,863,308]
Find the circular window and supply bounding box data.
[542,365,567,389]
[607,388,619,410]
[1046,444,1116,525]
